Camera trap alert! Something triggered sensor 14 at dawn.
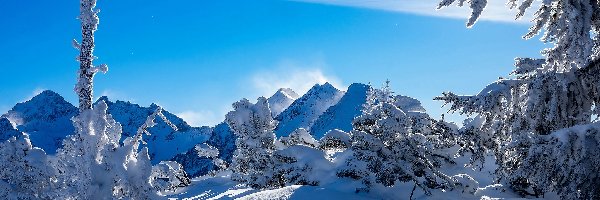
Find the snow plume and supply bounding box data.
[20,88,46,102]
[251,61,343,98]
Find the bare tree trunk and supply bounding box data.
[78,22,95,111]
[76,0,104,112]
[410,183,417,200]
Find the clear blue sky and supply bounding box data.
[0,0,547,126]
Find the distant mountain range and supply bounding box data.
[0,82,426,177]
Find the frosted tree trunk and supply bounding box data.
[75,0,106,111]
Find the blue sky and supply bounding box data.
[0,0,547,126]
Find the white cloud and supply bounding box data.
[294,0,537,24]
[177,110,222,127]
[251,60,344,97]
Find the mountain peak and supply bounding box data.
[27,90,67,104]
[322,82,334,88]
[275,83,345,137]
[268,88,300,117]
[276,88,299,99]
[38,90,60,97]
[310,83,370,138]
[2,91,77,154]
[4,90,77,122]
[307,82,340,95]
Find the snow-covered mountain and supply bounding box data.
[310,83,369,139]
[275,82,345,137]
[268,88,299,117]
[0,117,23,142]
[0,85,424,178]
[171,122,236,177]
[1,90,78,154]
[0,91,212,161]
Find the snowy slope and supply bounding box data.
[170,154,529,200]
[1,90,78,154]
[268,88,299,117]
[275,83,345,137]
[310,83,369,139]
[97,96,211,163]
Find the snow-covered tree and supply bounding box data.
[436,0,600,197]
[194,143,227,173]
[279,128,319,148]
[510,122,600,199]
[0,134,59,199]
[150,161,191,194]
[435,57,600,196]
[319,129,352,151]
[55,101,155,198]
[272,145,332,187]
[74,0,108,111]
[225,97,280,189]
[54,101,188,199]
[341,85,457,195]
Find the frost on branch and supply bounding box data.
[54,101,188,199]
[150,161,191,194]
[72,39,81,50]
[512,123,600,199]
[225,97,279,189]
[0,135,59,199]
[319,129,352,151]
[56,101,157,199]
[194,143,226,172]
[436,0,487,27]
[280,128,319,148]
[195,143,219,158]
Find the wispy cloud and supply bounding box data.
[177,110,222,127]
[21,88,47,102]
[294,0,536,24]
[251,60,344,98]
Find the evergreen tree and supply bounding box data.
[0,134,59,199]
[341,85,458,195]
[225,97,280,189]
[436,0,600,197]
[280,128,319,148]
